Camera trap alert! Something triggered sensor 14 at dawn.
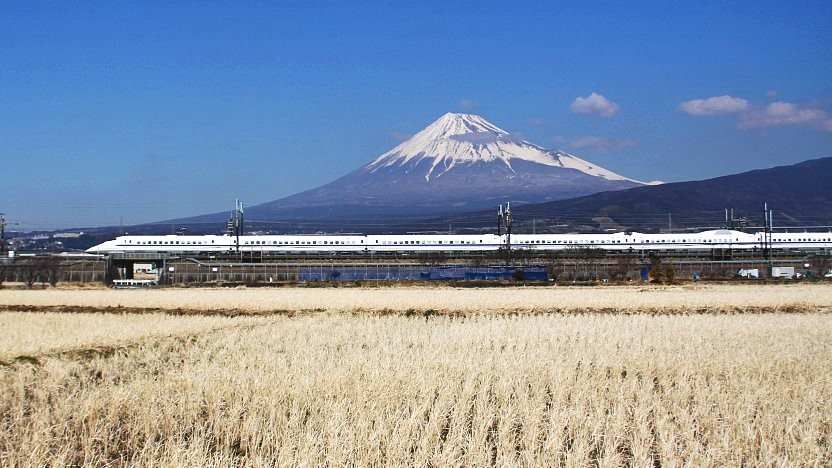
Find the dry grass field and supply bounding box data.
[1,285,831,466]
[2,283,832,314]
[0,312,268,363]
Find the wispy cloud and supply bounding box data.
[458,99,478,111]
[679,95,749,116]
[679,95,832,132]
[389,131,411,142]
[568,136,638,151]
[739,101,830,130]
[570,92,619,118]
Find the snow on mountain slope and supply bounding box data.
[172,112,653,225]
[368,112,646,184]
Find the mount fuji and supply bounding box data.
[176,113,650,227]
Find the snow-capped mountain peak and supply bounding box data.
[368,112,645,184]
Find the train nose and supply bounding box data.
[86,241,109,254]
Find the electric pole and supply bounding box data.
[0,213,6,256]
[505,202,512,264]
[228,199,245,255]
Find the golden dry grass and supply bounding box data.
[0,312,267,362]
[2,283,832,314]
[1,312,830,466]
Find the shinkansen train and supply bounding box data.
[86,229,832,254]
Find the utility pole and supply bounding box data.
[767,206,774,272]
[0,213,6,256]
[763,202,773,273]
[497,205,503,236]
[228,199,245,255]
[667,213,672,233]
[505,202,513,264]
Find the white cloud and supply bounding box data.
[389,131,411,142]
[568,136,638,151]
[570,92,619,118]
[739,101,831,130]
[457,99,478,111]
[679,95,749,116]
[679,95,832,133]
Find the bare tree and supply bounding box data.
[21,257,62,288]
[649,255,664,283]
[663,263,676,284]
[613,254,636,282]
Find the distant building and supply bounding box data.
[53,232,85,239]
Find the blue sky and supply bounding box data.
[2,1,830,229]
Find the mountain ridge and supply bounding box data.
[436,156,832,232]
[172,112,647,225]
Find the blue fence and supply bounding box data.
[298,265,549,282]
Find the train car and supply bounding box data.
[86,229,832,255]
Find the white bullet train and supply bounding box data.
[87,229,832,254]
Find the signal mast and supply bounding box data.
[0,213,6,256]
[226,200,245,253]
[497,203,512,262]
